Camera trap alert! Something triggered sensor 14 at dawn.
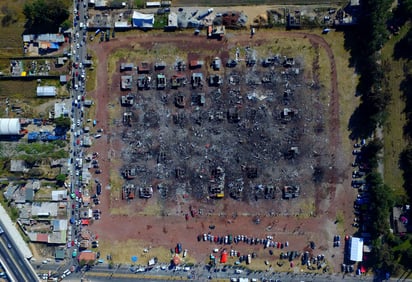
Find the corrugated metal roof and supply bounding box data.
[37,86,56,97]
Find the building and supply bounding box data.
[0,118,21,135]
[51,190,68,201]
[349,237,363,262]
[121,76,133,90]
[60,75,68,84]
[37,86,57,97]
[114,21,132,29]
[132,11,155,28]
[55,248,65,260]
[78,251,97,264]
[120,63,134,72]
[54,102,69,118]
[167,12,178,30]
[94,0,108,9]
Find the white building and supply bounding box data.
[37,86,57,97]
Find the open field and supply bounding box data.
[381,25,410,200]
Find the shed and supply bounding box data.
[84,100,93,107]
[37,86,57,97]
[78,251,97,264]
[168,12,178,28]
[0,118,21,135]
[120,63,134,72]
[349,237,363,262]
[55,248,66,260]
[114,21,131,29]
[52,190,68,201]
[25,188,34,202]
[132,11,154,28]
[60,75,67,84]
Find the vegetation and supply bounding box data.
[23,0,70,33]
[55,174,66,186]
[1,5,19,27]
[345,0,412,276]
[347,0,393,139]
[54,116,71,130]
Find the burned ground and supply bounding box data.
[115,39,332,215]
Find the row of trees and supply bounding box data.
[23,0,70,33]
[348,0,392,139]
[347,0,412,277]
[399,1,412,201]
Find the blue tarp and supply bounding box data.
[50,42,59,49]
[28,132,39,141]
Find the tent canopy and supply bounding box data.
[350,237,363,262]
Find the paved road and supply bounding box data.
[0,223,39,282]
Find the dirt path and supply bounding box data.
[86,29,352,271]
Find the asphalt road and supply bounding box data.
[0,224,39,282]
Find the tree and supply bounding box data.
[55,174,66,186]
[54,116,71,129]
[23,0,70,33]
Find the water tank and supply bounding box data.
[0,118,21,135]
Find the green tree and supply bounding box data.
[23,0,70,33]
[56,174,66,185]
[54,116,71,129]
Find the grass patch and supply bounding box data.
[97,239,175,265]
[86,48,97,93]
[0,193,20,221]
[154,14,168,29]
[381,25,410,200]
[318,30,359,160]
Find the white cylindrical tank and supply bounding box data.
[0,118,21,135]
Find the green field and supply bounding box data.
[381,24,410,201]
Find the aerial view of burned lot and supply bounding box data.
[88,29,353,275]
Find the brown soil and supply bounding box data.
[86,29,354,272]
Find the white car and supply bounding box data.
[76,43,80,49]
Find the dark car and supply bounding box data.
[176,243,182,254]
[226,59,237,68]
[310,241,316,249]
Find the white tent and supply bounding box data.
[132,11,154,28]
[0,118,21,135]
[349,237,363,262]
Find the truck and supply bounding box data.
[197,8,214,20]
[96,183,102,195]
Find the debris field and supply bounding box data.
[116,41,331,215]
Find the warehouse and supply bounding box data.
[0,118,21,135]
[37,86,57,97]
